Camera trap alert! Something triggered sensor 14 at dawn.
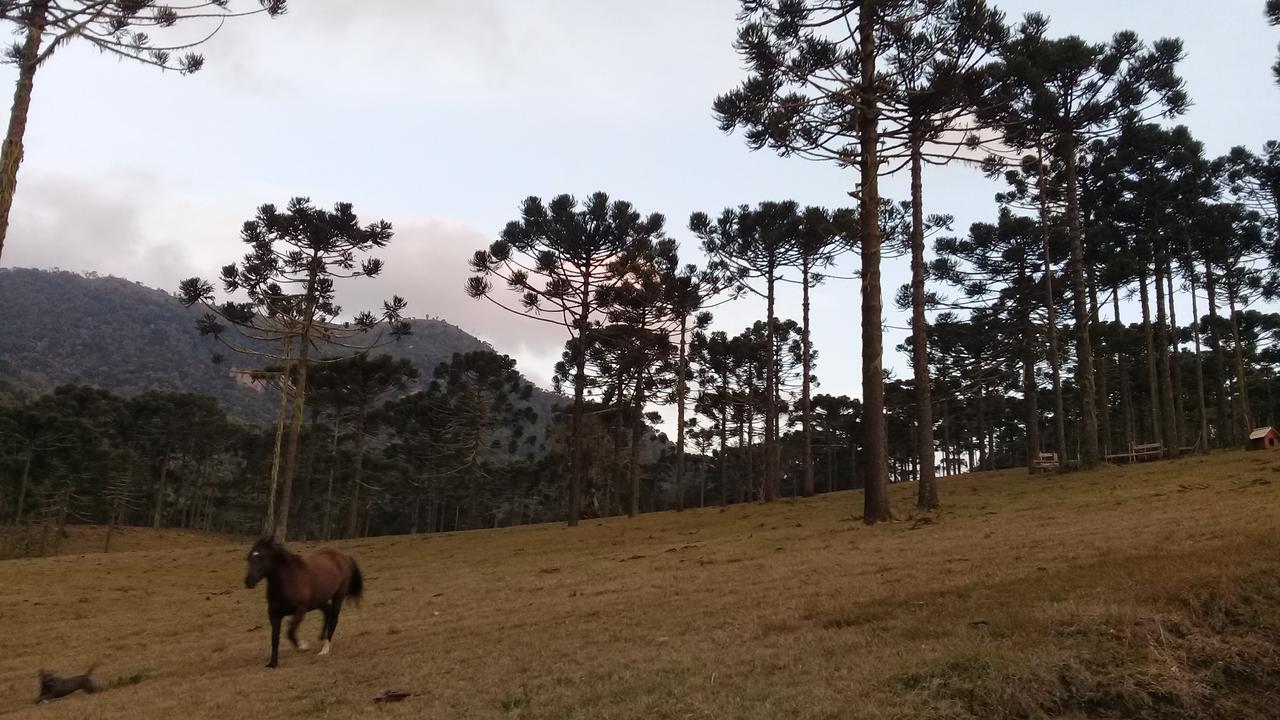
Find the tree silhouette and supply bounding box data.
[177,198,409,540]
[307,354,418,538]
[982,14,1189,468]
[1269,0,1280,86]
[0,1,287,262]
[467,192,664,527]
[691,201,805,502]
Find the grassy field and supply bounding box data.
[4,451,1280,719]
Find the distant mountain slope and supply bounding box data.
[0,268,561,427]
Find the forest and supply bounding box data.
[0,1,1278,556]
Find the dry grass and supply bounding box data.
[4,451,1280,719]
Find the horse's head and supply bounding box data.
[245,537,282,589]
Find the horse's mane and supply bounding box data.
[254,537,304,569]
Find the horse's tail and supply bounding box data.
[348,559,364,606]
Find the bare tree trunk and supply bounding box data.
[910,141,938,509]
[272,329,313,541]
[344,411,367,539]
[1228,291,1253,441]
[719,406,729,508]
[569,321,587,527]
[1154,259,1178,450]
[1088,266,1111,455]
[1023,299,1041,473]
[801,257,816,498]
[1166,260,1186,451]
[675,315,690,509]
[628,376,645,518]
[1062,136,1101,467]
[1205,265,1231,447]
[1114,290,1135,450]
[858,0,890,524]
[1037,145,1068,464]
[1186,249,1209,453]
[764,264,779,503]
[0,0,49,262]
[264,339,292,535]
[1140,271,1163,445]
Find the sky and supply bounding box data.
[1,0,1277,419]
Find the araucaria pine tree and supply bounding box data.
[466,192,664,527]
[177,198,410,541]
[0,1,288,262]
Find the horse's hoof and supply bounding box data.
[319,640,331,656]
[264,661,278,669]
[296,641,310,651]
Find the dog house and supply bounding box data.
[1247,426,1280,451]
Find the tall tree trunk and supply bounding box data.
[297,408,321,540]
[801,257,816,498]
[1035,145,1068,466]
[1166,260,1186,451]
[1186,250,1209,453]
[276,324,316,541]
[764,264,779,502]
[1205,265,1231,447]
[264,349,291,535]
[910,140,938,509]
[1062,135,1101,467]
[1088,266,1111,455]
[1139,270,1163,445]
[745,411,756,501]
[321,418,338,540]
[1153,258,1178,451]
[675,316,690,509]
[858,0,890,524]
[1022,295,1042,474]
[570,285,588,527]
[1115,290,1135,450]
[719,394,730,508]
[941,399,952,477]
[1227,290,1253,442]
[344,411,366,539]
[628,377,645,518]
[0,0,49,262]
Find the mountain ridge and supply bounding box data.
[0,267,563,425]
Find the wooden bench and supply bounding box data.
[1032,452,1059,472]
[1105,442,1164,464]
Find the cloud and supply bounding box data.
[1,168,569,385]
[333,215,569,367]
[1,168,233,288]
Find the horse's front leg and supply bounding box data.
[266,611,283,668]
[287,610,309,651]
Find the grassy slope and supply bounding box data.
[4,451,1280,719]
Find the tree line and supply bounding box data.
[1,2,1278,542]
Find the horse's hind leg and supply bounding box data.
[286,610,309,651]
[319,597,344,656]
[318,601,333,644]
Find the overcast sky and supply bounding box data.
[1,0,1277,409]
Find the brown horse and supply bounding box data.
[244,537,364,668]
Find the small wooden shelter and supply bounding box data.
[1247,426,1280,451]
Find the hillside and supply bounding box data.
[3,451,1280,719]
[0,267,561,426]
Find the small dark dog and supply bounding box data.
[35,665,97,703]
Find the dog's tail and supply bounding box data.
[348,560,364,606]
